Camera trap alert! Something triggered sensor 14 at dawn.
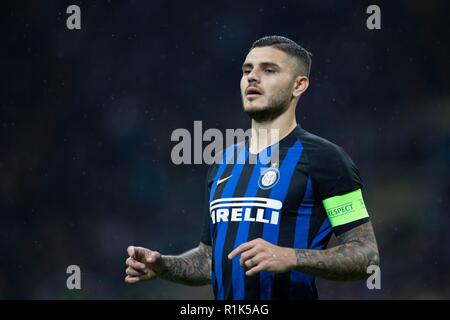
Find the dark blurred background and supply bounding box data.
[1,0,449,299]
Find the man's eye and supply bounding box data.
[265,69,275,73]
[243,70,251,75]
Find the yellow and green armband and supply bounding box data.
[322,189,369,227]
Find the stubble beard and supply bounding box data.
[243,88,292,123]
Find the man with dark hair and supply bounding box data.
[250,35,312,77]
[125,35,380,300]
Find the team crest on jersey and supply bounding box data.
[258,167,280,190]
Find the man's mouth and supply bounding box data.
[245,87,263,99]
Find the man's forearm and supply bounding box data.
[294,222,380,281]
[158,243,212,286]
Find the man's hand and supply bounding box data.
[125,246,162,284]
[228,238,296,276]
[124,243,212,286]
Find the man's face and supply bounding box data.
[240,46,297,122]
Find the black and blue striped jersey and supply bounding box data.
[200,124,370,300]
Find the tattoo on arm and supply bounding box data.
[294,222,380,281]
[158,242,212,286]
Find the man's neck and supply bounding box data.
[249,108,298,154]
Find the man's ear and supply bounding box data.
[293,76,309,97]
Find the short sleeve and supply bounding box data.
[309,143,369,235]
[199,164,217,246]
[312,145,363,200]
[200,188,212,245]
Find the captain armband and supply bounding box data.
[322,189,369,227]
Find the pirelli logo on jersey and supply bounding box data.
[209,197,283,225]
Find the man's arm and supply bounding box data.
[228,221,379,280]
[294,221,379,280]
[158,242,212,286]
[125,242,212,286]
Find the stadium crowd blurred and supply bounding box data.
[1,0,449,299]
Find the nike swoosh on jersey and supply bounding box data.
[217,175,232,186]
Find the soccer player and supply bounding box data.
[125,35,380,300]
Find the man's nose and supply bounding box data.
[247,69,260,83]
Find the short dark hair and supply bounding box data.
[250,35,312,77]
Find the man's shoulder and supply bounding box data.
[297,128,363,199]
[297,128,348,160]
